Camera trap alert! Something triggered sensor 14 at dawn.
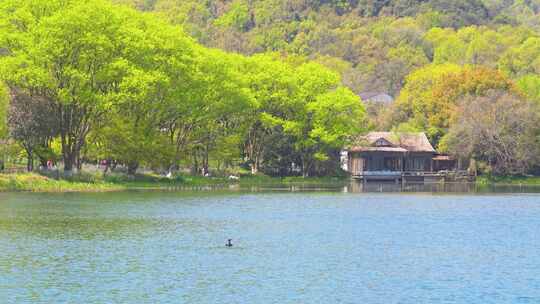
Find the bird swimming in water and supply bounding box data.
[226,239,233,247]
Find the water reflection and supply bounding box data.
[163,181,540,194]
[345,181,540,193]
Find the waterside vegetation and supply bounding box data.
[1,171,539,193]
[0,0,539,188]
[477,175,540,186]
[0,172,348,192]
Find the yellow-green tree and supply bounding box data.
[395,65,518,146]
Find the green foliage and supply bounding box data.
[281,63,367,176]
[476,175,540,185]
[0,0,143,171]
[395,65,517,145]
[309,88,361,145]
[108,0,540,99]
[214,0,250,31]
[517,74,540,104]
[499,37,540,77]
[0,83,7,139]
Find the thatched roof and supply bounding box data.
[348,132,435,153]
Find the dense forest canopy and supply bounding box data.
[0,0,539,176]
[112,0,540,96]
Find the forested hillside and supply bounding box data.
[0,0,539,177]
[115,0,540,96]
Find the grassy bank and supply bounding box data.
[0,173,227,192]
[0,173,124,192]
[3,172,539,192]
[476,175,540,185]
[0,172,348,193]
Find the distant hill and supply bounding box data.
[114,0,540,96]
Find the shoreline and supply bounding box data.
[1,173,539,193]
[476,176,540,186]
[0,173,348,193]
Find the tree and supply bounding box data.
[517,74,540,105]
[94,114,171,176]
[0,1,135,175]
[156,47,254,176]
[394,65,517,146]
[0,83,8,171]
[446,90,540,175]
[102,10,197,175]
[373,44,429,96]
[185,49,253,175]
[465,29,502,66]
[498,37,540,77]
[426,28,468,64]
[214,0,250,31]
[393,63,461,140]
[7,89,58,171]
[241,54,297,174]
[0,83,7,141]
[284,63,367,177]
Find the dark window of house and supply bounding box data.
[409,157,426,171]
[384,157,400,171]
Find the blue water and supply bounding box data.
[0,190,539,303]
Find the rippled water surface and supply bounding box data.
[1,189,540,303]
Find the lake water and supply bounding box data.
[1,185,540,303]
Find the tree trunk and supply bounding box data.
[251,161,258,175]
[26,151,34,172]
[63,153,75,177]
[246,125,266,176]
[301,154,310,178]
[58,104,91,177]
[102,161,109,178]
[76,151,82,171]
[192,151,199,175]
[127,161,139,177]
[202,145,209,176]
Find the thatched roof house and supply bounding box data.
[343,132,437,178]
[348,132,435,153]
